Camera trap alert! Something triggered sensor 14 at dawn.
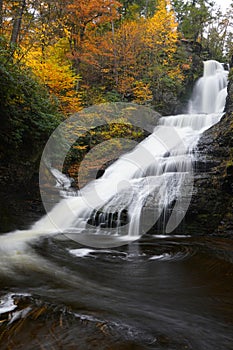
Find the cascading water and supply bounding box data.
[188,60,228,114]
[63,60,228,247]
[0,60,229,251]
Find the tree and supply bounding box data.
[144,0,178,62]
[205,8,228,60]
[120,0,158,19]
[172,0,215,43]
[0,0,3,33]
[63,0,122,71]
[30,0,67,55]
[24,40,82,115]
[76,0,185,111]
[0,39,60,166]
[10,0,26,45]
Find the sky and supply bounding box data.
[214,0,232,13]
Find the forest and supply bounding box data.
[1,0,233,187]
[1,2,233,349]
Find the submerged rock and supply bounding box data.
[0,294,155,350]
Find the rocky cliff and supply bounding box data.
[184,70,233,236]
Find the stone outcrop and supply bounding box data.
[183,73,233,236]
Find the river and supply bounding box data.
[0,231,233,349]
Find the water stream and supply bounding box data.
[0,61,232,350]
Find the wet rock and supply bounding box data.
[87,209,129,228]
[183,74,233,236]
[0,294,154,350]
[0,165,44,233]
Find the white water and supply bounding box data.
[0,60,229,254]
[189,60,228,114]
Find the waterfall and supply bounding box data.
[188,60,228,114]
[0,60,228,250]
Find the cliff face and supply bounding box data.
[184,71,233,236]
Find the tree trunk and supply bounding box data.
[145,0,149,18]
[0,0,3,34]
[10,0,26,45]
[111,20,118,86]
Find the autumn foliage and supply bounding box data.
[0,0,192,114]
[77,0,184,109]
[24,42,82,115]
[1,0,232,116]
